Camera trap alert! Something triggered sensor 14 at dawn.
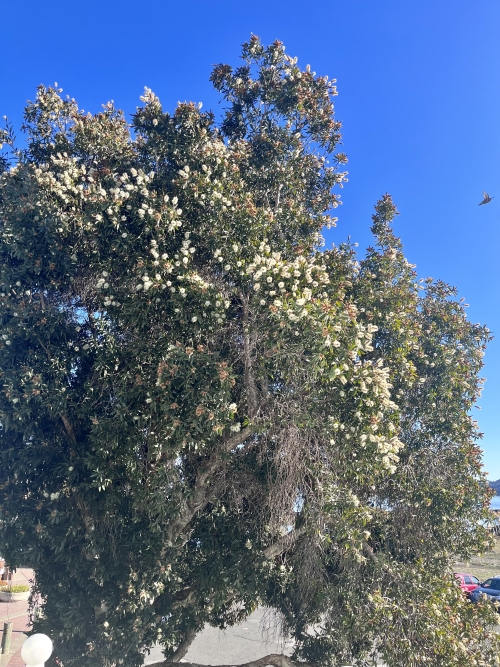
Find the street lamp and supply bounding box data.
[21,633,53,667]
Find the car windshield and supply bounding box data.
[483,579,500,591]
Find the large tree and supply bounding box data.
[0,37,497,667]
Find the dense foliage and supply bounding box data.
[0,37,497,667]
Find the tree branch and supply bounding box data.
[263,527,306,559]
[160,530,305,665]
[148,654,305,667]
[37,337,52,360]
[242,296,259,420]
[74,496,98,561]
[166,427,253,544]
[170,587,195,611]
[60,414,77,443]
[362,542,378,563]
[362,542,393,576]
[171,527,304,622]
[274,184,283,214]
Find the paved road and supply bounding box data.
[144,608,294,666]
[142,609,386,667]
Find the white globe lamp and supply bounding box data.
[21,633,53,667]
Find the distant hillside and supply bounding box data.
[490,480,500,496]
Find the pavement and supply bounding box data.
[143,608,295,666]
[0,568,33,667]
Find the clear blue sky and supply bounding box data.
[2,1,499,475]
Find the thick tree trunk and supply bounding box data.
[170,628,198,662]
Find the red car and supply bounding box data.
[454,573,481,595]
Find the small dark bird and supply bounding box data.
[479,191,494,206]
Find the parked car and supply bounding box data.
[469,577,500,605]
[454,573,481,595]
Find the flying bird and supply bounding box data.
[479,192,494,206]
